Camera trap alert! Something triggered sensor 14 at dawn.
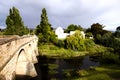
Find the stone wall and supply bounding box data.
[0,35,38,80]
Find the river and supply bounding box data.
[16,55,100,80]
[34,55,99,80]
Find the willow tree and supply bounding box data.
[65,30,86,51]
[4,7,27,36]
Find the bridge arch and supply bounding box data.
[15,49,37,77]
[26,42,38,63]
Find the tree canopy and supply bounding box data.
[114,26,120,38]
[65,30,86,51]
[65,24,83,33]
[35,8,56,43]
[116,26,120,32]
[4,7,27,36]
[90,23,104,37]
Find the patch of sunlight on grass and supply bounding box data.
[95,65,120,73]
[51,78,58,80]
[95,67,109,72]
[87,73,111,80]
[63,77,87,80]
[48,64,58,70]
[49,70,58,74]
[93,65,120,79]
[77,70,89,77]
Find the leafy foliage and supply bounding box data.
[116,26,120,32]
[4,7,27,36]
[95,32,120,49]
[84,39,95,51]
[114,26,120,38]
[35,8,56,43]
[85,32,93,38]
[90,23,104,37]
[65,24,83,33]
[35,8,51,35]
[94,32,120,56]
[65,30,86,51]
[101,52,119,64]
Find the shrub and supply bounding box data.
[65,30,86,51]
[101,52,119,64]
[56,40,65,48]
[84,39,95,51]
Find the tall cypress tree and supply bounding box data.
[35,8,56,43]
[35,8,51,35]
[4,7,27,36]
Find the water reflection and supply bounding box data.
[37,55,100,80]
[16,55,100,80]
[80,56,100,69]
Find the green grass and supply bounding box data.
[38,43,108,58]
[62,65,120,80]
[95,65,120,79]
[38,44,88,58]
[38,44,120,80]
[48,64,58,70]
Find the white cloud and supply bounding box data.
[0,0,120,31]
[0,26,5,29]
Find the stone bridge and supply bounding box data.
[0,35,39,80]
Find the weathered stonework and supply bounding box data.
[0,35,38,80]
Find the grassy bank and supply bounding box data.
[38,44,120,80]
[38,43,107,58]
[38,44,88,58]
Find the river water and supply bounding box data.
[32,55,100,80]
[16,55,99,80]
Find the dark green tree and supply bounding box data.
[114,26,120,38]
[116,26,120,32]
[88,23,110,37]
[4,7,27,36]
[35,8,56,43]
[90,23,104,37]
[85,28,91,33]
[64,24,83,33]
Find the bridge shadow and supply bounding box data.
[16,75,35,80]
[36,55,50,80]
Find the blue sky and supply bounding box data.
[0,0,120,31]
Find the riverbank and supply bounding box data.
[37,55,120,80]
[38,44,88,58]
[38,44,120,80]
[38,43,107,58]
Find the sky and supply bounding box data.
[0,0,120,31]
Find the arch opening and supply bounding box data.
[15,49,37,78]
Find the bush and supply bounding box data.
[64,30,86,51]
[56,40,65,48]
[38,30,57,44]
[101,52,119,64]
[84,39,95,51]
[85,32,93,38]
